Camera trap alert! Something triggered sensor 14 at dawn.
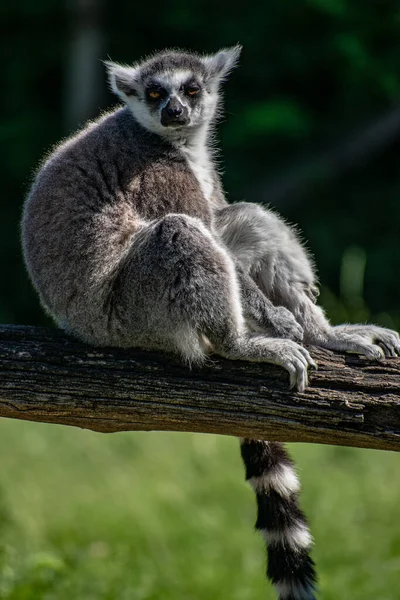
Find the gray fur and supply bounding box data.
[22,47,400,399]
[217,202,400,361]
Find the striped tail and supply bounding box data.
[240,439,317,600]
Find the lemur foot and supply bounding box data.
[262,338,317,392]
[317,324,400,360]
[226,338,316,392]
[333,324,400,358]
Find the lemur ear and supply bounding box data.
[201,45,242,84]
[104,61,140,98]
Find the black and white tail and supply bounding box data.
[240,439,317,600]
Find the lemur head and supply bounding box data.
[105,46,241,139]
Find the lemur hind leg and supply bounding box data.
[112,213,316,390]
[236,266,304,342]
[216,202,400,359]
[215,203,305,343]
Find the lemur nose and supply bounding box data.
[161,98,187,126]
[167,105,183,117]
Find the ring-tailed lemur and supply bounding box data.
[22,46,400,599]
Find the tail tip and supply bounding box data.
[275,578,317,600]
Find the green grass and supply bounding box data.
[0,419,399,599]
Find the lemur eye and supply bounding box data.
[186,86,200,96]
[148,90,161,99]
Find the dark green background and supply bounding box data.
[1,0,399,327]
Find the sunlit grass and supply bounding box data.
[0,419,399,599]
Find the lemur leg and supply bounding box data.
[235,266,304,342]
[215,205,305,342]
[111,214,316,390]
[216,202,400,358]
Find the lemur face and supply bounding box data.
[106,46,241,138]
[143,71,204,129]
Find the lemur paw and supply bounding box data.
[268,306,304,343]
[267,339,317,393]
[334,325,400,360]
[306,284,320,303]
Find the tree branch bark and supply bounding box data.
[1,325,399,452]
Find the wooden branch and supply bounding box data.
[1,325,400,452]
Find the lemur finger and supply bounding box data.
[297,347,316,372]
[297,346,318,370]
[362,344,385,361]
[286,360,307,393]
[292,357,308,392]
[372,331,400,357]
[376,333,400,356]
[293,353,309,372]
[287,347,317,377]
[378,342,397,358]
[285,351,311,392]
[287,363,298,390]
[391,337,400,356]
[384,340,400,357]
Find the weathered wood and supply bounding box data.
[0,325,400,451]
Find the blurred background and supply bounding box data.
[0,1,399,598]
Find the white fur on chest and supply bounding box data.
[177,143,214,201]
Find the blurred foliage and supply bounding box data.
[1,0,400,326]
[0,422,400,600]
